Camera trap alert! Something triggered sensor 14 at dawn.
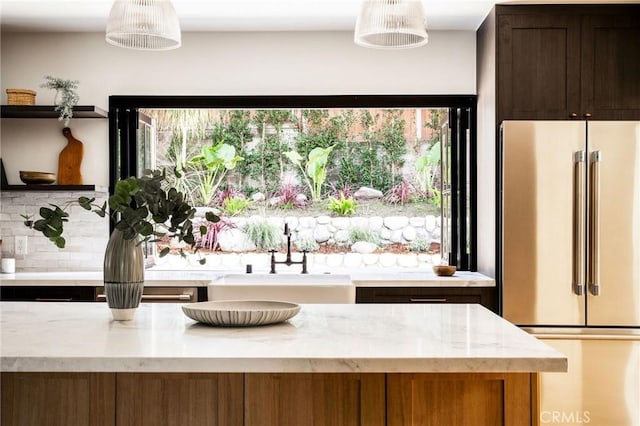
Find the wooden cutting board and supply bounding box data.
[58,127,83,185]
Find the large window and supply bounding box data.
[110,96,476,272]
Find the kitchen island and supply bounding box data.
[1,302,565,425]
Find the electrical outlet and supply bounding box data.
[15,236,27,256]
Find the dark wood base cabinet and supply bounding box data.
[356,287,498,313]
[1,372,538,426]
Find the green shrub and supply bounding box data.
[348,227,380,245]
[222,197,250,216]
[327,193,356,216]
[408,238,431,252]
[242,221,282,250]
[295,237,319,252]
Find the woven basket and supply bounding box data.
[6,89,36,105]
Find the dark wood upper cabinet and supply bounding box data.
[581,13,640,120]
[497,13,581,121]
[491,5,640,121]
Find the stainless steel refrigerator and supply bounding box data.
[501,121,640,426]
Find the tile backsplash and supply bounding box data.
[0,190,109,272]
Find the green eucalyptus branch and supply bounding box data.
[22,169,220,264]
[22,196,106,249]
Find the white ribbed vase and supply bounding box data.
[103,229,145,321]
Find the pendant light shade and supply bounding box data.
[354,0,428,49]
[106,0,181,51]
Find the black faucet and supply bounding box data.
[270,223,308,274]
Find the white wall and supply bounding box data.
[475,11,496,278]
[0,30,476,269]
[0,30,476,186]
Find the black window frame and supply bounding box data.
[109,95,477,271]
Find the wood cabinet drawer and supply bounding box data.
[356,287,497,313]
[0,286,97,302]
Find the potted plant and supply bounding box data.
[23,169,219,320]
[40,75,80,126]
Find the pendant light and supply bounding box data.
[354,0,428,49]
[106,0,181,51]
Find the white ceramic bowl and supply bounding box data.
[182,300,300,327]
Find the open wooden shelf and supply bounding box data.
[0,105,108,119]
[1,184,96,191]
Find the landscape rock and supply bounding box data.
[298,216,316,228]
[354,186,383,200]
[402,226,417,241]
[332,217,350,229]
[415,228,430,240]
[379,253,397,267]
[362,254,379,265]
[221,253,241,267]
[313,225,331,243]
[350,217,368,228]
[368,216,384,230]
[397,254,419,268]
[384,216,409,230]
[425,215,437,232]
[325,254,344,268]
[218,228,256,252]
[351,241,378,254]
[268,196,281,207]
[409,217,425,227]
[250,192,266,202]
[316,215,331,225]
[390,229,405,243]
[431,227,441,239]
[343,253,362,268]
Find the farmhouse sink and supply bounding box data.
[208,273,354,303]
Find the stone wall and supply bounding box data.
[155,214,443,271]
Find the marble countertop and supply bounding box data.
[0,270,494,288]
[350,270,494,287]
[0,302,565,373]
[0,271,214,287]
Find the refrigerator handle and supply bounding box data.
[588,151,601,296]
[573,151,586,296]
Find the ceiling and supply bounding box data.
[1,0,637,33]
[0,0,499,32]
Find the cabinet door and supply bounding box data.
[497,13,581,121]
[116,373,243,426]
[245,373,385,426]
[580,9,640,120]
[387,373,536,426]
[1,372,115,426]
